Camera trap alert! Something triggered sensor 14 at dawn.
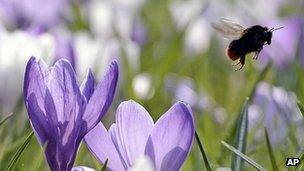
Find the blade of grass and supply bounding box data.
[5,131,34,171]
[0,113,14,126]
[218,64,271,164]
[231,99,249,171]
[100,159,108,171]
[296,152,304,171]
[195,131,212,171]
[222,141,266,171]
[31,148,45,171]
[264,128,279,171]
[31,142,47,171]
[297,101,304,118]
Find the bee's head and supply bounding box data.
[260,27,272,45]
[266,26,284,45]
[265,30,273,45]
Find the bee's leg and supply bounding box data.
[235,56,245,71]
[253,52,259,60]
[253,48,262,60]
[232,59,241,66]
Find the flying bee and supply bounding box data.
[212,19,284,70]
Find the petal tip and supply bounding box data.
[175,101,192,112]
[109,60,119,73]
[86,69,95,81]
[54,58,74,67]
[119,99,139,107]
[172,101,194,124]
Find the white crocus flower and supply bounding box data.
[132,73,154,99]
[74,32,120,79]
[184,17,211,55]
[0,28,54,113]
[84,0,145,73]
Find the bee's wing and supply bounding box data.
[212,18,246,40]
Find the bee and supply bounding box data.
[212,19,283,70]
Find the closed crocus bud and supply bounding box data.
[24,57,118,171]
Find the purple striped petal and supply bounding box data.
[108,124,129,169]
[81,61,118,133]
[144,102,194,171]
[85,123,125,171]
[46,59,86,170]
[115,100,154,166]
[80,69,95,101]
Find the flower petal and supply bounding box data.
[46,59,86,170]
[82,61,118,132]
[24,57,86,170]
[85,123,125,171]
[108,124,128,169]
[24,56,50,116]
[80,69,95,101]
[24,57,61,169]
[145,102,194,171]
[115,100,154,167]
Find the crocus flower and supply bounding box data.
[85,100,195,171]
[23,57,118,170]
[0,0,70,29]
[132,73,154,99]
[249,82,303,144]
[54,35,76,69]
[258,17,301,69]
[0,28,54,114]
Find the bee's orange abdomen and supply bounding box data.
[226,47,239,61]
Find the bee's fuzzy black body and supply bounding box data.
[227,25,273,69]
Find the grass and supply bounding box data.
[0,0,303,170]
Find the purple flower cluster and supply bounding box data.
[249,82,303,144]
[0,0,69,29]
[23,57,195,171]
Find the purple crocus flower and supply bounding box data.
[258,17,301,69]
[23,57,118,171]
[0,0,68,29]
[130,20,147,46]
[54,35,76,70]
[249,82,303,144]
[85,100,194,171]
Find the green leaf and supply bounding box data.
[231,99,249,171]
[296,152,304,171]
[297,101,304,118]
[101,158,108,171]
[264,128,279,171]
[195,131,212,171]
[31,142,46,171]
[0,113,14,127]
[222,141,266,171]
[5,131,34,171]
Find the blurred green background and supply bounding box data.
[0,0,303,170]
